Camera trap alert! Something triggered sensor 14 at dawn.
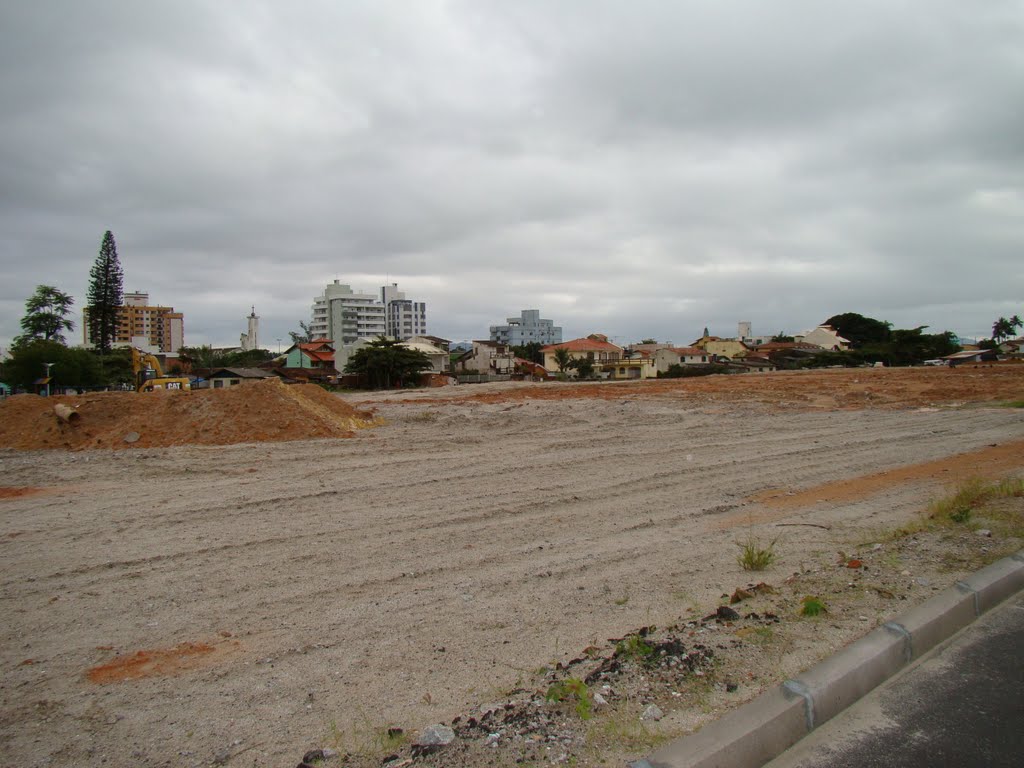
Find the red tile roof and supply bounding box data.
[541,336,622,353]
[668,347,705,355]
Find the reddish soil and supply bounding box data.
[86,641,239,684]
[0,487,46,499]
[400,364,1024,411]
[0,379,378,451]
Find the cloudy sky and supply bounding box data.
[1,0,1022,351]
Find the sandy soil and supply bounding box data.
[1,367,1023,767]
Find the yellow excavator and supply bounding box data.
[130,348,191,392]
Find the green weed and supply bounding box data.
[615,635,655,664]
[737,536,778,571]
[800,596,827,617]
[545,678,593,720]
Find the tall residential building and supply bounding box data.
[381,283,427,341]
[490,309,562,347]
[309,280,386,345]
[83,291,184,353]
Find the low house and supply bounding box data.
[284,339,338,372]
[692,334,750,360]
[998,338,1023,358]
[452,340,517,375]
[796,325,851,351]
[207,368,276,388]
[601,357,658,380]
[541,334,623,375]
[401,340,449,374]
[409,335,452,354]
[942,349,998,366]
[654,346,710,374]
[728,355,776,373]
[515,359,550,380]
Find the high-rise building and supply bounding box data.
[83,291,184,353]
[309,281,387,345]
[381,283,427,341]
[490,309,562,347]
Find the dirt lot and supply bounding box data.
[1,366,1023,767]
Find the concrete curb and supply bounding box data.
[629,549,1024,768]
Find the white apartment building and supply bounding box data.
[490,309,562,347]
[309,281,386,345]
[382,283,427,341]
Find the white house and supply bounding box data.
[796,325,851,351]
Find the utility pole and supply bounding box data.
[44,362,54,397]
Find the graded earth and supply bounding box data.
[1,367,1022,767]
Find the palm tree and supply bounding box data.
[553,347,572,373]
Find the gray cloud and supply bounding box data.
[2,0,1022,355]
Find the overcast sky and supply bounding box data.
[1,0,1022,352]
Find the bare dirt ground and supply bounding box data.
[1,366,1023,767]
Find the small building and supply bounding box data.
[693,336,750,360]
[541,334,623,375]
[284,339,338,373]
[654,347,710,374]
[601,357,658,380]
[796,325,851,351]
[942,349,998,367]
[207,368,276,388]
[400,340,449,374]
[452,340,517,375]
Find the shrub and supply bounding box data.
[737,536,777,571]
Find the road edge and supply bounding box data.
[629,548,1024,768]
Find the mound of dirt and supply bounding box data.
[0,379,379,451]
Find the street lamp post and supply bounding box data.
[44,362,54,397]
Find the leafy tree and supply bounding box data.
[992,315,1022,343]
[223,348,274,367]
[15,285,75,346]
[289,321,315,344]
[177,345,228,371]
[553,347,572,373]
[511,342,544,364]
[771,333,794,343]
[86,231,124,353]
[570,356,595,379]
[344,337,433,389]
[3,339,103,390]
[640,338,657,345]
[824,312,891,348]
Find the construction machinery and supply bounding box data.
[131,348,191,392]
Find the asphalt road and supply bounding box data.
[767,591,1024,768]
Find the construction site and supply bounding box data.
[1,366,1023,767]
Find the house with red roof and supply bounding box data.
[282,339,338,373]
[541,334,623,376]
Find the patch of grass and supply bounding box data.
[998,400,1024,408]
[737,536,778,571]
[615,635,655,664]
[613,594,630,606]
[585,705,671,754]
[928,477,1024,527]
[800,596,827,617]
[546,678,593,720]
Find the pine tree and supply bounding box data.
[87,231,124,353]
